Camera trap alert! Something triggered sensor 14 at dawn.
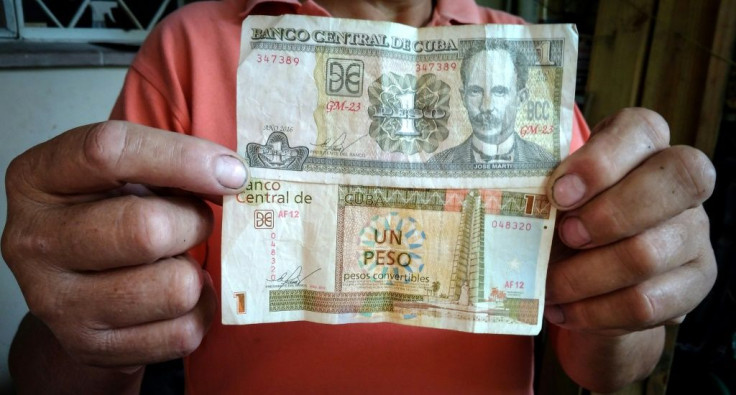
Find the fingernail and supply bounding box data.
[216,155,247,189]
[544,305,565,325]
[552,174,586,208]
[560,216,591,247]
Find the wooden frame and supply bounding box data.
[586,0,735,155]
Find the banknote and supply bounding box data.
[238,15,578,189]
[222,180,556,335]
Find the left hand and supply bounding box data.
[544,107,717,336]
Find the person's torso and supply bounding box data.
[116,1,566,392]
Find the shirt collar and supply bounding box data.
[229,0,483,25]
[230,0,301,19]
[432,0,484,25]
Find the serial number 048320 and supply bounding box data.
[491,220,533,231]
[269,231,277,281]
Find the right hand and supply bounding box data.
[2,121,248,369]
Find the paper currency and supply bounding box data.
[222,181,556,335]
[224,15,578,335]
[238,15,578,189]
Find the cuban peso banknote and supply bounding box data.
[223,15,578,335]
[238,15,577,189]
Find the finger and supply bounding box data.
[134,185,225,206]
[73,255,205,328]
[665,315,687,325]
[547,208,706,304]
[548,108,670,210]
[8,195,212,272]
[61,270,217,367]
[545,252,716,334]
[557,146,715,248]
[9,121,248,198]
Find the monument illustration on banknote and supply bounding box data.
[224,14,577,335]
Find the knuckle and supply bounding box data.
[0,233,15,269]
[3,155,30,196]
[616,233,667,280]
[58,326,108,365]
[25,291,62,325]
[164,261,201,315]
[693,246,718,292]
[566,301,598,330]
[591,199,633,240]
[170,319,204,358]
[628,286,659,326]
[669,146,716,205]
[692,206,711,229]
[690,209,715,264]
[120,198,172,262]
[26,291,54,319]
[2,178,52,266]
[625,107,670,148]
[4,146,46,199]
[1,223,28,266]
[548,264,583,302]
[703,262,718,293]
[20,275,74,326]
[69,342,102,366]
[590,112,615,134]
[81,121,131,173]
[704,251,718,280]
[2,221,52,264]
[199,201,215,234]
[581,150,621,185]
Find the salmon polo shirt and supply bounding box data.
[110,0,590,393]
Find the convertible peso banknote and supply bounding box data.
[222,180,556,335]
[238,15,577,189]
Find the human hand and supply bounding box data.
[545,108,717,335]
[2,121,248,369]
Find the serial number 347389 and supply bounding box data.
[256,53,300,65]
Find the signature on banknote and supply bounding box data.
[310,132,367,154]
[266,266,322,289]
